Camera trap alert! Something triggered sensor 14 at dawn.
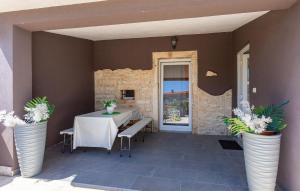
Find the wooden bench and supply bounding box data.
[60,128,74,153]
[118,117,153,157]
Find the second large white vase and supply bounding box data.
[243,132,281,191]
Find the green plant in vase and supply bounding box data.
[223,100,288,135]
[103,99,117,114]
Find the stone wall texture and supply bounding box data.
[95,68,232,135]
[95,69,154,118]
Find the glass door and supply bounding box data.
[160,60,192,132]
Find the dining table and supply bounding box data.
[73,107,137,151]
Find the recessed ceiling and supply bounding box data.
[47,11,268,41]
[0,0,105,13]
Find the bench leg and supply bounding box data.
[61,134,66,153]
[70,134,73,153]
[142,127,145,142]
[151,120,154,133]
[120,137,123,157]
[120,137,132,157]
[128,138,131,158]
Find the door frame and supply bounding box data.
[237,44,250,108]
[159,58,192,132]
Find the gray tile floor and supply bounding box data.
[37,132,248,191]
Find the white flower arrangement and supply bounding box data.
[24,103,50,123]
[0,97,54,128]
[224,101,273,135]
[233,101,272,134]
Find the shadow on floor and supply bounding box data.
[0,176,14,187]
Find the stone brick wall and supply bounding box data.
[94,69,154,118]
[95,68,232,135]
[192,88,232,135]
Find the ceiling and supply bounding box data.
[0,0,105,13]
[0,0,295,32]
[47,11,268,41]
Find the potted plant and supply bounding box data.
[0,97,54,177]
[103,99,117,114]
[224,100,288,191]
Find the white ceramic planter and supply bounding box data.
[106,106,114,114]
[243,132,281,191]
[14,122,47,177]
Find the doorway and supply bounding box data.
[159,59,192,132]
[237,44,250,108]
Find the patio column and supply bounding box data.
[0,24,32,175]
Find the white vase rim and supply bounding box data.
[15,121,48,128]
[243,132,281,138]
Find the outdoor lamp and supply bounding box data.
[171,36,178,50]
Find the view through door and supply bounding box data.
[160,59,192,132]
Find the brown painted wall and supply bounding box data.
[233,2,300,190]
[13,26,32,117]
[32,32,94,146]
[94,33,234,95]
[0,26,32,170]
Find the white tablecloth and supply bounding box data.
[73,108,134,150]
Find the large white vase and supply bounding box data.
[14,122,47,177]
[243,132,281,191]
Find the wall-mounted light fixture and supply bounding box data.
[171,36,178,50]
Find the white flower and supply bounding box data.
[233,108,243,118]
[24,103,50,123]
[33,111,42,122]
[0,110,7,122]
[3,115,16,127]
[0,111,25,127]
